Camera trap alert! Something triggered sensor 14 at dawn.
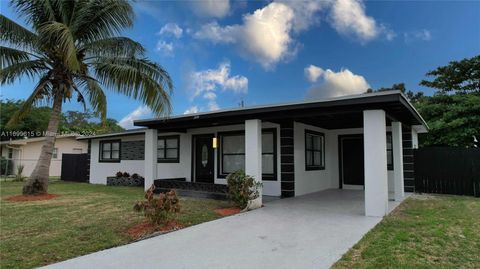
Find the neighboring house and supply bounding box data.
[80,91,428,217]
[0,135,88,177]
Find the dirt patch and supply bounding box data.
[214,207,242,216]
[126,220,184,239]
[5,194,60,202]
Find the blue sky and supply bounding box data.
[1,0,479,128]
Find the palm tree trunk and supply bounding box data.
[22,91,63,195]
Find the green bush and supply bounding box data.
[0,157,13,175]
[13,164,26,182]
[133,185,180,225]
[226,170,262,209]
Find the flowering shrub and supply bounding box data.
[226,170,262,209]
[116,171,123,177]
[134,185,180,225]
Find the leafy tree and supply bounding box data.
[415,93,480,147]
[0,99,51,140]
[1,0,173,194]
[367,83,424,103]
[420,55,480,93]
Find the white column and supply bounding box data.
[363,110,389,217]
[144,128,158,191]
[411,129,419,149]
[245,119,262,209]
[392,122,404,201]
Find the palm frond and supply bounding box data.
[0,46,33,69]
[6,74,52,127]
[10,0,57,30]
[71,0,133,43]
[38,21,80,71]
[0,14,38,50]
[0,59,48,84]
[92,57,172,115]
[81,37,145,59]
[85,78,107,122]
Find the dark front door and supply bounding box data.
[194,135,214,183]
[61,153,89,182]
[339,135,364,187]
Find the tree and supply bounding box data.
[1,0,173,195]
[420,55,480,93]
[367,83,424,103]
[415,93,480,147]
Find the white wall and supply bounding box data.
[89,134,145,184]
[1,137,87,177]
[293,122,337,196]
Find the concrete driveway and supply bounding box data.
[42,189,403,269]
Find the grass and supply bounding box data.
[333,194,480,269]
[0,180,231,269]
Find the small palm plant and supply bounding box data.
[1,0,173,194]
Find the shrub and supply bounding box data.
[13,165,26,182]
[226,170,262,209]
[131,173,140,179]
[134,185,180,225]
[122,172,130,178]
[115,171,123,177]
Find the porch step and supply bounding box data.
[153,179,228,200]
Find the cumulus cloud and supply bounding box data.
[329,0,384,42]
[404,29,432,43]
[193,0,389,69]
[190,0,230,18]
[119,106,152,129]
[155,41,174,56]
[304,64,324,82]
[184,106,199,114]
[158,23,183,38]
[306,67,370,99]
[189,61,248,111]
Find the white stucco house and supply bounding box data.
[80,91,427,217]
[0,135,88,177]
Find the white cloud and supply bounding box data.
[306,67,370,99]
[194,2,298,69]
[159,23,183,38]
[190,0,230,18]
[329,0,384,42]
[155,41,174,56]
[404,29,432,43]
[189,61,248,111]
[119,106,152,129]
[277,0,327,32]
[304,64,324,82]
[184,106,199,114]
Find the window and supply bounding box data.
[218,130,277,180]
[8,148,13,159]
[99,140,120,162]
[386,133,393,170]
[52,148,58,159]
[158,136,179,163]
[305,130,325,170]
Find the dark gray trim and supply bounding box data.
[157,135,180,163]
[99,139,121,163]
[280,121,295,198]
[304,129,325,171]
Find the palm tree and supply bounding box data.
[0,0,173,195]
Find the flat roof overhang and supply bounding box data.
[134,91,428,132]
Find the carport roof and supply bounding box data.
[134,91,428,132]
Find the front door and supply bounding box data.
[193,135,214,183]
[339,135,364,188]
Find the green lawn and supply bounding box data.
[333,194,480,269]
[0,180,231,269]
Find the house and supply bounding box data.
[0,135,88,177]
[81,91,427,217]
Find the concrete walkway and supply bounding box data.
[42,189,404,269]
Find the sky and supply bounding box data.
[1,0,479,129]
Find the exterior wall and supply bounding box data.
[1,137,87,177]
[293,122,337,196]
[89,134,145,184]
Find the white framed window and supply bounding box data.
[305,130,325,170]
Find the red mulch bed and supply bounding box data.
[214,207,242,216]
[5,194,60,202]
[126,220,184,239]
